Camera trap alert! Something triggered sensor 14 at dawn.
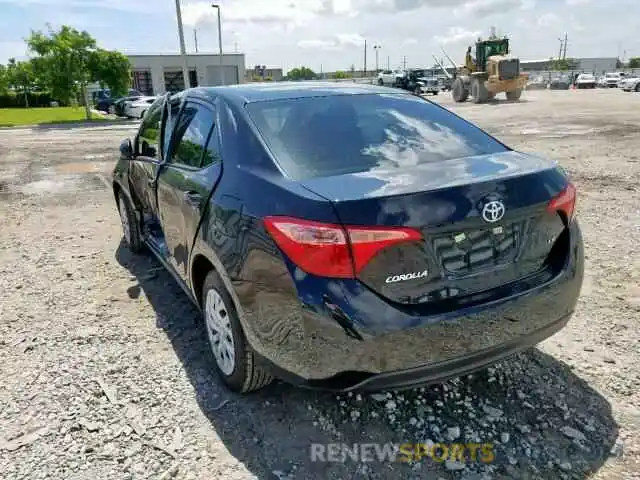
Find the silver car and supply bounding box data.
[619,76,640,92]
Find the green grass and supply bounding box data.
[0,107,108,127]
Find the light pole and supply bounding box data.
[174,0,191,89]
[373,44,381,73]
[211,4,224,85]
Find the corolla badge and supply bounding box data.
[482,200,506,223]
[385,270,428,284]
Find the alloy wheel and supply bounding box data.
[205,288,236,376]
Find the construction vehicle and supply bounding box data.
[438,32,528,104]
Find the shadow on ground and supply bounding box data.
[116,241,618,479]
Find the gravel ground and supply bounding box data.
[0,89,638,479]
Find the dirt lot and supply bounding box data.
[1,89,638,480]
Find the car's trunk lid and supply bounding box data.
[300,151,571,305]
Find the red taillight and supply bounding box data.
[547,182,576,222]
[264,216,423,278]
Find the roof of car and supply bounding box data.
[184,81,405,104]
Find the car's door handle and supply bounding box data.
[183,191,202,207]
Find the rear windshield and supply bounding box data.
[245,93,509,180]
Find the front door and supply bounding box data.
[156,99,223,280]
[130,99,163,217]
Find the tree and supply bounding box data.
[6,58,36,107]
[27,25,131,117]
[88,49,131,98]
[0,64,9,94]
[549,58,579,71]
[628,57,640,69]
[286,66,317,81]
[333,70,351,79]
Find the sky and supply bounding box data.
[0,0,638,73]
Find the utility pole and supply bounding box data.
[373,44,381,73]
[174,0,191,90]
[563,32,568,59]
[402,55,407,70]
[557,37,564,60]
[212,4,224,85]
[194,29,199,53]
[387,55,390,70]
[363,39,367,78]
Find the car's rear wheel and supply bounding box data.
[635,83,640,92]
[378,78,383,86]
[118,192,143,253]
[202,270,273,393]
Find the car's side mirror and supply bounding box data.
[120,138,134,159]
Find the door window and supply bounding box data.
[137,100,162,158]
[170,102,219,168]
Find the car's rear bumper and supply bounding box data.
[237,222,583,391]
[262,313,570,392]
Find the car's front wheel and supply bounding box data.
[118,191,143,253]
[202,270,273,393]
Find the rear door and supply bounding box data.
[156,98,223,280]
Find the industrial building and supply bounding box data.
[128,53,246,95]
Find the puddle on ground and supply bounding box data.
[54,161,113,174]
[516,123,617,138]
[0,160,110,200]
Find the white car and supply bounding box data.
[123,96,158,119]
[619,76,640,92]
[575,73,596,89]
[377,69,405,87]
[603,72,624,88]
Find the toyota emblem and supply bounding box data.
[482,200,506,223]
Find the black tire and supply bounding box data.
[202,270,273,393]
[377,78,383,86]
[414,86,422,96]
[471,78,488,104]
[452,77,469,103]
[506,89,522,101]
[433,90,439,95]
[635,83,640,92]
[117,191,144,253]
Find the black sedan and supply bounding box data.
[112,83,584,393]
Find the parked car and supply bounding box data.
[123,96,158,119]
[575,73,596,89]
[110,96,144,116]
[526,75,548,90]
[113,83,583,393]
[398,70,439,96]
[619,76,640,92]
[377,69,405,87]
[603,72,624,88]
[549,74,571,90]
[96,88,144,113]
[596,76,608,88]
[415,77,440,96]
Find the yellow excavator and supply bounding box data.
[437,33,528,104]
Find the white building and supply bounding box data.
[128,53,246,95]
